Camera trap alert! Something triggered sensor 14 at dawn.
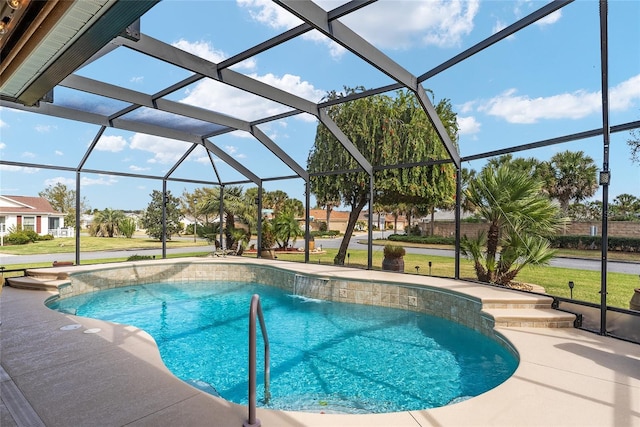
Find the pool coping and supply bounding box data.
[1,257,639,426]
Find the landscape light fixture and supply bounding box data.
[599,171,611,185]
[568,281,575,299]
[6,0,21,10]
[0,17,8,35]
[415,266,420,274]
[428,261,432,276]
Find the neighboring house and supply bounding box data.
[0,195,68,237]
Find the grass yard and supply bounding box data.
[0,236,210,255]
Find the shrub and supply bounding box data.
[383,244,405,258]
[126,255,153,261]
[548,235,640,252]
[4,232,31,245]
[119,218,137,238]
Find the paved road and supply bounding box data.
[317,232,640,275]
[1,233,638,275]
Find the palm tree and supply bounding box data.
[92,208,126,237]
[273,210,303,248]
[546,150,598,214]
[461,164,564,285]
[200,186,253,249]
[611,193,640,220]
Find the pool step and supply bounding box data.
[26,268,71,281]
[6,276,69,291]
[482,295,554,310]
[484,307,576,328]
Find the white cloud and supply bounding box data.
[22,151,36,158]
[173,40,322,123]
[130,133,193,164]
[44,177,75,187]
[42,175,117,188]
[457,116,481,135]
[535,10,561,26]
[0,142,5,149]
[42,175,118,189]
[172,39,256,71]
[180,74,322,122]
[477,74,640,124]
[55,150,64,156]
[492,19,507,35]
[35,124,54,133]
[130,76,144,84]
[237,0,301,29]
[95,135,128,152]
[610,74,640,110]
[458,101,476,114]
[0,165,39,173]
[239,0,480,52]
[0,119,6,128]
[252,73,324,102]
[129,165,150,172]
[80,175,118,187]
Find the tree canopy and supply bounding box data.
[308,88,458,264]
[39,182,89,228]
[140,190,183,240]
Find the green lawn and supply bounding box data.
[0,236,210,255]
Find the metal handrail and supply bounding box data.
[244,294,270,427]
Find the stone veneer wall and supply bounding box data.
[60,261,497,339]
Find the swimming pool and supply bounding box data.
[48,280,518,414]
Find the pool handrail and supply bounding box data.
[244,294,271,427]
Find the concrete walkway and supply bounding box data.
[1,259,639,427]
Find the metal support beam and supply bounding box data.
[598,0,610,336]
[251,125,308,180]
[368,174,374,270]
[202,139,261,185]
[305,181,311,264]
[414,85,461,168]
[75,172,81,266]
[455,168,462,279]
[219,185,225,250]
[120,34,318,115]
[256,185,263,258]
[162,180,167,259]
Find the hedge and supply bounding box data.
[387,233,640,253]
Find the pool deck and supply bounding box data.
[1,257,639,427]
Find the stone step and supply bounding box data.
[482,296,554,310]
[484,308,576,328]
[6,276,69,291]
[25,269,70,281]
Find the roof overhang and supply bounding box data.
[0,0,158,106]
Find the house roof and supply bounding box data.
[309,209,353,222]
[0,195,62,215]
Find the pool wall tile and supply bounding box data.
[62,260,500,340]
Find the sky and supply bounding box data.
[0,0,639,212]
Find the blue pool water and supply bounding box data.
[48,281,518,414]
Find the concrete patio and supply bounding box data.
[1,258,639,427]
